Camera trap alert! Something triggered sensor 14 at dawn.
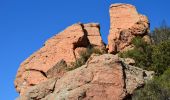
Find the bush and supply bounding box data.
[151,40,170,75]
[122,23,170,99]
[119,37,152,70]
[119,36,170,75]
[67,47,104,71]
[151,22,170,44]
[132,68,170,100]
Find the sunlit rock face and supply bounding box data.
[14,23,105,95]
[15,3,154,100]
[107,3,150,53]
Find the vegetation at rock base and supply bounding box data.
[151,40,170,75]
[119,36,153,70]
[67,47,106,71]
[119,24,170,75]
[119,23,170,99]
[132,68,170,100]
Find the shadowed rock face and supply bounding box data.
[14,23,105,95]
[107,3,151,53]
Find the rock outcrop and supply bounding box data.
[15,23,105,95]
[15,3,154,100]
[107,3,151,53]
[121,58,154,94]
[84,23,105,49]
[17,54,154,100]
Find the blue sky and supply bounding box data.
[0,0,170,99]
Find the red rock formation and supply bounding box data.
[17,54,154,100]
[107,3,150,53]
[15,23,105,95]
[15,3,154,100]
[84,23,105,48]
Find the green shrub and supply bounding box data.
[119,37,152,70]
[152,22,170,44]
[151,40,170,75]
[132,68,170,100]
[122,24,170,99]
[119,36,170,75]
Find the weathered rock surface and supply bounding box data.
[84,23,105,49]
[121,58,154,95]
[46,59,67,79]
[15,23,105,95]
[17,54,154,100]
[17,78,57,100]
[15,3,154,100]
[107,3,151,53]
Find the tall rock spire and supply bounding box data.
[107,3,150,53]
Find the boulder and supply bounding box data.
[121,61,154,94]
[17,78,57,100]
[15,23,105,95]
[17,54,154,100]
[107,3,150,53]
[17,54,126,100]
[120,58,135,66]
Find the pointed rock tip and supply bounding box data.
[110,3,136,8]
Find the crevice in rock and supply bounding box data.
[26,69,47,78]
[78,91,87,100]
[32,78,58,100]
[50,79,58,93]
[73,49,77,62]
[73,24,90,50]
[120,61,128,91]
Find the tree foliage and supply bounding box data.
[119,37,152,70]
[119,36,170,75]
[151,40,170,75]
[124,22,170,99]
[152,22,170,44]
[132,68,170,100]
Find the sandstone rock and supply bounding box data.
[48,54,125,100]
[18,54,154,100]
[83,23,105,48]
[46,59,67,79]
[107,3,150,53]
[119,57,154,95]
[74,47,87,59]
[143,71,155,81]
[142,35,152,44]
[18,54,126,100]
[15,23,105,95]
[15,3,154,100]
[17,78,57,100]
[121,62,154,94]
[120,58,135,66]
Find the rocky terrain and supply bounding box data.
[15,3,154,100]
